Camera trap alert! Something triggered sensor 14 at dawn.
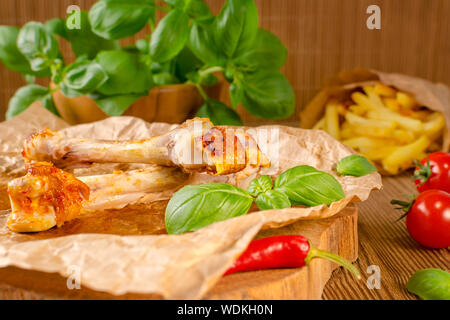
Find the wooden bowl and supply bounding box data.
[52,82,223,125]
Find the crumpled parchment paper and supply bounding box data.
[0,103,382,299]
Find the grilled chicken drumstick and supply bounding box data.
[23,118,270,175]
[7,162,187,232]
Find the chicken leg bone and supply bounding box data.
[23,118,270,175]
[7,162,188,232]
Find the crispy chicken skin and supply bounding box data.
[7,162,188,233]
[22,118,270,175]
[7,162,89,232]
[200,127,270,175]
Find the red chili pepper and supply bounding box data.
[224,235,361,279]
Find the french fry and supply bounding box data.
[342,136,393,151]
[401,109,432,120]
[324,103,340,140]
[396,91,416,109]
[313,117,325,130]
[339,122,353,139]
[314,83,446,175]
[374,83,397,97]
[345,112,396,128]
[362,85,385,109]
[349,104,370,116]
[391,129,416,144]
[337,103,347,116]
[362,146,398,161]
[367,108,424,132]
[348,124,395,138]
[382,135,431,175]
[351,92,377,110]
[423,112,445,138]
[383,98,402,112]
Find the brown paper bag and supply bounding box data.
[299,69,450,155]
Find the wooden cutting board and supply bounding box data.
[0,206,357,300]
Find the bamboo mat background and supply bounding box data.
[0,0,449,124]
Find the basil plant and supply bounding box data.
[0,0,295,125]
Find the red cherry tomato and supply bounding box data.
[414,152,450,193]
[405,190,450,249]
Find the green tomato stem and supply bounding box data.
[305,244,361,280]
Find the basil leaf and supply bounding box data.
[229,81,243,108]
[96,50,153,95]
[89,0,155,40]
[188,22,224,66]
[247,175,273,197]
[215,0,258,58]
[153,72,180,86]
[256,189,291,211]
[200,74,218,86]
[337,155,377,177]
[17,22,61,72]
[150,61,171,74]
[93,93,144,116]
[0,26,49,76]
[60,58,108,97]
[174,47,202,82]
[6,84,53,119]
[65,10,120,59]
[406,269,450,300]
[136,39,149,54]
[24,74,36,84]
[165,183,253,234]
[241,70,295,119]
[44,18,68,39]
[233,28,287,71]
[196,98,243,126]
[274,165,345,207]
[186,70,218,86]
[165,0,213,22]
[150,9,189,63]
[41,93,60,117]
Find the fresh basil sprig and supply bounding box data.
[95,50,153,96]
[165,166,346,234]
[62,11,120,59]
[150,9,190,63]
[165,0,213,24]
[247,175,273,197]
[1,0,295,123]
[60,57,108,98]
[274,165,345,207]
[406,269,450,300]
[336,155,377,177]
[7,84,59,119]
[255,189,291,211]
[17,22,61,73]
[165,183,254,234]
[215,0,258,58]
[0,26,49,77]
[89,0,156,40]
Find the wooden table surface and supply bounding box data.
[322,174,449,300]
[0,174,447,300]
